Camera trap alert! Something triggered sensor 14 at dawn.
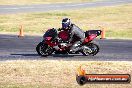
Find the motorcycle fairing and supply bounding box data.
[84,34,97,43]
[43,28,58,41]
[45,37,52,41]
[58,30,70,41]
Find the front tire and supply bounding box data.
[36,42,54,57]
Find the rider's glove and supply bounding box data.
[58,28,62,31]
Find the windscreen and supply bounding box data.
[44,28,58,40]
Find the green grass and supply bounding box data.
[0,4,132,38]
[0,60,132,88]
[0,0,98,5]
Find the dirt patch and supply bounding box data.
[0,60,132,88]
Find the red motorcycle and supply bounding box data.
[36,28,101,57]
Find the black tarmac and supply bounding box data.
[0,34,132,61]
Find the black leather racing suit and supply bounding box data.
[69,24,85,52]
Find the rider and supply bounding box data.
[61,18,85,52]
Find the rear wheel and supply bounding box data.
[81,41,99,56]
[36,42,54,57]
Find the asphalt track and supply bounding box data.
[0,0,132,14]
[0,34,132,61]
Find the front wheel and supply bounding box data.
[36,42,54,57]
[81,41,100,56]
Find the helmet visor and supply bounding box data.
[62,22,69,29]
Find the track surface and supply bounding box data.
[0,34,132,61]
[0,0,132,14]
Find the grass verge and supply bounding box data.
[0,60,132,88]
[0,4,132,38]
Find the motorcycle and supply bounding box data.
[36,28,101,57]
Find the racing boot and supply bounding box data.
[70,41,83,53]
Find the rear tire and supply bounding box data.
[89,41,100,56]
[36,42,54,57]
[82,41,100,56]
